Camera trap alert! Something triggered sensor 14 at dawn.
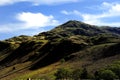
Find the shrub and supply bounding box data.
[97,69,118,80]
[72,69,82,80]
[107,64,120,78]
[60,59,65,64]
[54,68,72,80]
[80,68,89,79]
[94,71,99,80]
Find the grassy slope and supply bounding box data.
[1,43,119,80]
[0,37,120,80]
[0,40,48,80]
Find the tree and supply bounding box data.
[98,69,118,80]
[80,68,88,79]
[54,68,71,80]
[72,69,82,80]
[108,64,120,78]
[94,71,100,80]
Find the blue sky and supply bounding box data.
[0,0,120,40]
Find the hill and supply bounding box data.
[0,20,120,80]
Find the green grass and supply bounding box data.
[13,62,60,80]
[0,61,31,79]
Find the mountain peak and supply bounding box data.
[66,20,84,23]
[63,20,84,24]
[60,20,90,29]
[65,20,82,23]
[60,20,95,30]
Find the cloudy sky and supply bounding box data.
[0,0,120,40]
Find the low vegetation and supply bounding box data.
[54,61,120,80]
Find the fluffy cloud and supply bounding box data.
[0,0,79,6]
[82,2,120,26]
[61,2,120,26]
[17,12,59,29]
[0,12,59,33]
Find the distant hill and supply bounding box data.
[0,20,120,79]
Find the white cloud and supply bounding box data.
[61,10,70,15]
[0,0,79,6]
[17,12,59,29]
[0,12,59,34]
[61,2,120,26]
[82,2,120,26]
[34,0,79,6]
[61,10,81,16]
